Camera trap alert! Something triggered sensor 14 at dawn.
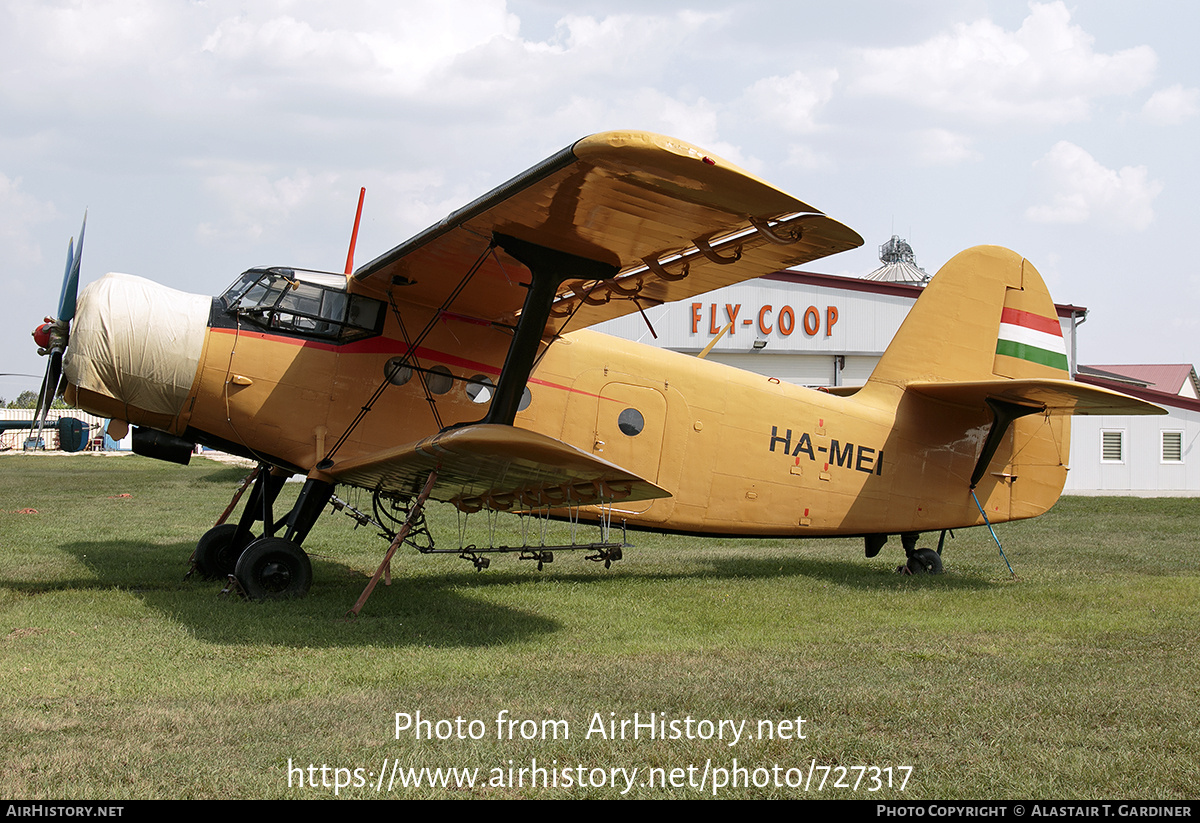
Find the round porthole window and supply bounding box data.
[466,375,494,404]
[425,365,453,395]
[518,386,532,412]
[384,357,412,386]
[617,408,644,436]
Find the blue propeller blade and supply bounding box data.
[57,211,86,323]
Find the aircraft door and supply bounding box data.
[594,383,667,515]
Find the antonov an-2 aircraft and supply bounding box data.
[30,131,1162,605]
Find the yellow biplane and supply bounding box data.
[31,131,1162,607]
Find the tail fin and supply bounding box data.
[856,246,1161,527]
[867,245,1069,390]
[864,245,1160,419]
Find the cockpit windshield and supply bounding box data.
[220,268,383,343]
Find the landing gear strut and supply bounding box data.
[201,464,334,600]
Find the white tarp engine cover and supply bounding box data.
[64,272,209,418]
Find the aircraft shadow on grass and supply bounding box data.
[23,536,992,648]
[192,465,263,484]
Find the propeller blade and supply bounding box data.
[54,369,69,402]
[31,358,52,427]
[29,211,86,450]
[30,353,61,449]
[58,211,86,323]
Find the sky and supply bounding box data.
[2,0,1197,400]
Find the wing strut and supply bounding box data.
[348,468,439,618]
[483,233,617,426]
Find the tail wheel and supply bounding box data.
[194,524,254,579]
[907,547,944,575]
[234,537,313,600]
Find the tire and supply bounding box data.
[907,547,944,575]
[234,537,313,600]
[194,524,252,579]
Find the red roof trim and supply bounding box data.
[762,270,924,298]
[762,270,1086,318]
[1076,374,1200,414]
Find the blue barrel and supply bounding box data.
[56,417,90,452]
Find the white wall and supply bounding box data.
[1065,407,1200,493]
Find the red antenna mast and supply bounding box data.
[344,187,366,274]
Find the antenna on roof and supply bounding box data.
[862,235,930,285]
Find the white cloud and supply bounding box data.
[2,0,182,72]
[418,9,723,114]
[0,2,732,167]
[197,167,338,242]
[742,69,838,135]
[194,161,474,251]
[909,129,980,166]
[201,2,521,99]
[782,144,835,172]
[0,172,56,270]
[1142,84,1200,125]
[551,10,723,65]
[851,2,1156,125]
[1025,141,1162,231]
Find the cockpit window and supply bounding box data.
[220,268,384,343]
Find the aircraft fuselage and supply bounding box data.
[65,266,1067,540]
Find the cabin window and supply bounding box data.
[425,365,453,395]
[618,408,645,436]
[1101,430,1124,464]
[384,358,413,386]
[1161,431,1183,463]
[464,375,530,410]
[466,375,494,404]
[221,267,384,343]
[272,281,341,335]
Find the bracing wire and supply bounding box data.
[324,240,496,461]
[971,488,1016,577]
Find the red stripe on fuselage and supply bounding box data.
[207,326,609,401]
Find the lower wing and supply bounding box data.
[329,424,670,512]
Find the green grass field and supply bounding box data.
[2,453,1197,799]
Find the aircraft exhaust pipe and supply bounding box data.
[132,427,195,465]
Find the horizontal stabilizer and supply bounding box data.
[330,424,671,512]
[907,378,1166,416]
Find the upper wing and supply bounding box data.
[907,378,1167,416]
[330,424,670,512]
[353,131,863,334]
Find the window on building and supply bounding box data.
[1101,430,1124,463]
[1161,431,1183,463]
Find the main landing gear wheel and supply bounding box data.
[234,537,313,600]
[194,524,253,580]
[907,548,944,575]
